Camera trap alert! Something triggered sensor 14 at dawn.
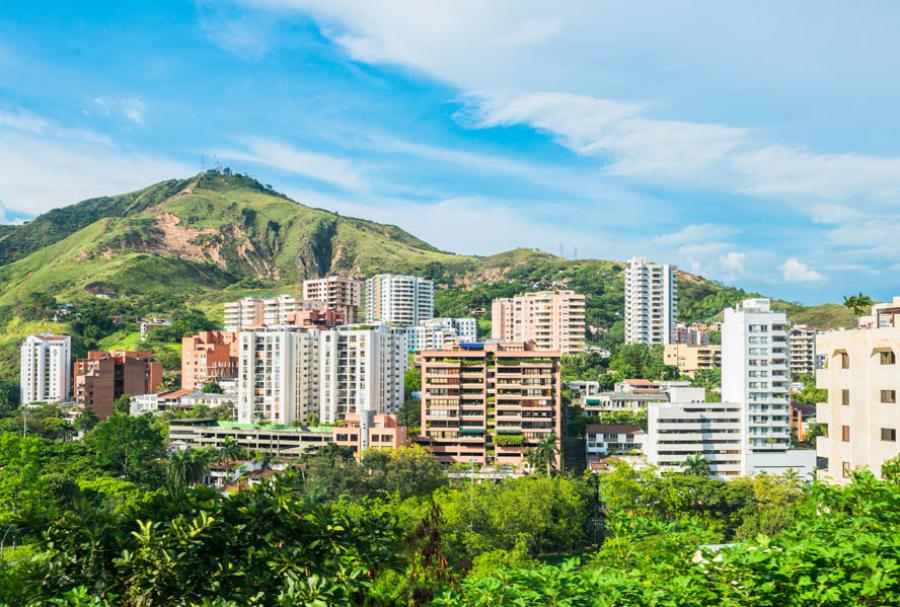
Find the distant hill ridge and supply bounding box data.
[0,170,856,330]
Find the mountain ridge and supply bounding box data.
[0,170,856,331]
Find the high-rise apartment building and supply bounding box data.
[365,274,434,325]
[236,328,320,426]
[624,256,678,345]
[181,331,239,391]
[406,317,477,352]
[663,343,722,378]
[491,290,586,354]
[318,325,407,423]
[74,351,163,419]
[224,296,326,332]
[789,325,817,378]
[815,297,900,484]
[646,387,744,478]
[20,334,71,406]
[420,342,561,469]
[303,276,362,323]
[723,299,814,475]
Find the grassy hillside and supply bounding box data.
[0,171,468,304]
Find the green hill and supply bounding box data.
[0,169,858,389]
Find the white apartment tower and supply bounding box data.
[624,257,677,345]
[319,325,407,423]
[406,317,478,352]
[20,335,71,406]
[236,328,320,426]
[723,299,814,475]
[365,274,434,326]
[303,276,362,322]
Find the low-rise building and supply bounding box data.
[568,380,601,401]
[586,423,646,459]
[131,389,236,416]
[646,390,744,479]
[140,319,170,341]
[816,297,900,484]
[663,343,722,378]
[582,391,668,415]
[673,323,710,346]
[331,411,409,455]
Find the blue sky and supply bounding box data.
[2,1,900,304]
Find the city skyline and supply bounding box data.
[4,3,900,303]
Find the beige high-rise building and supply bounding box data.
[816,297,900,484]
[663,343,722,377]
[224,296,325,332]
[625,256,678,345]
[365,274,434,325]
[491,290,586,354]
[20,334,71,406]
[420,342,561,469]
[303,276,362,323]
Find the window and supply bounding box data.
[842,389,850,406]
[842,461,851,479]
[841,425,850,442]
[881,350,896,365]
[882,428,897,442]
[840,352,850,369]
[882,390,896,404]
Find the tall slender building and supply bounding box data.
[491,290,586,354]
[318,325,407,423]
[365,274,434,325]
[20,335,71,406]
[722,299,814,475]
[624,257,677,345]
[236,328,320,426]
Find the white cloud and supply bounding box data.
[0,130,194,215]
[719,251,746,278]
[810,204,863,224]
[781,258,825,283]
[0,107,112,145]
[656,223,739,245]
[92,97,147,125]
[216,138,369,193]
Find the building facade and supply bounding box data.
[364,274,434,325]
[790,325,818,378]
[405,317,478,352]
[224,296,326,332]
[586,423,646,459]
[318,325,407,423]
[673,323,710,346]
[491,290,586,354]
[20,334,71,406]
[181,331,239,391]
[236,328,320,426]
[74,351,163,419]
[722,299,815,476]
[624,256,678,345]
[420,342,561,469]
[815,297,900,484]
[331,411,409,455]
[663,343,722,378]
[646,387,744,479]
[302,276,362,323]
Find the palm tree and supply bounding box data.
[218,436,246,481]
[682,453,711,477]
[526,433,559,476]
[843,293,874,317]
[167,449,211,487]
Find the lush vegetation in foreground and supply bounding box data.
[0,405,899,606]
